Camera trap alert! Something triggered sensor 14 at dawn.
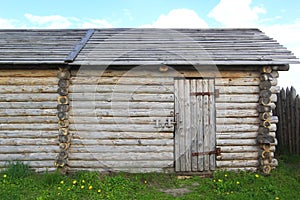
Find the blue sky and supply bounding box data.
[0,0,300,91]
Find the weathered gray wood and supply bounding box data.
[0,102,56,109]
[184,79,191,171]
[69,152,173,161]
[217,160,259,167]
[209,79,216,170]
[190,80,198,171]
[72,138,173,146]
[71,101,174,109]
[71,131,173,139]
[70,145,173,153]
[0,94,58,102]
[0,85,57,93]
[65,29,95,62]
[70,109,173,117]
[0,77,58,85]
[69,93,174,102]
[197,79,204,171]
[217,132,276,139]
[69,84,174,94]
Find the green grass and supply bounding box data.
[1,155,300,200]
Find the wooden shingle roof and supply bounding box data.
[0,28,298,66]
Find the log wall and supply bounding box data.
[68,67,175,173]
[0,65,280,173]
[68,66,280,172]
[0,69,59,172]
[215,68,279,171]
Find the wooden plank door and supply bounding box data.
[174,78,216,172]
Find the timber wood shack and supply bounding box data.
[0,29,298,175]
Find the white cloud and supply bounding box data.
[24,13,73,28]
[0,18,17,28]
[22,14,114,29]
[208,0,266,27]
[140,9,208,28]
[80,19,114,28]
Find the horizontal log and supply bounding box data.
[71,131,173,139]
[217,132,275,139]
[0,109,56,116]
[217,124,276,132]
[69,85,174,94]
[0,77,58,85]
[70,145,173,153]
[216,110,258,117]
[217,94,277,103]
[68,167,165,173]
[220,152,274,160]
[69,124,173,132]
[0,146,59,153]
[70,109,174,117]
[219,145,275,152]
[71,77,174,85]
[68,152,173,161]
[0,85,58,93]
[69,93,173,102]
[0,138,57,145]
[0,102,57,109]
[216,117,259,124]
[67,160,173,168]
[0,123,58,131]
[0,153,57,161]
[0,116,57,123]
[0,161,56,169]
[69,116,173,125]
[218,86,259,94]
[216,102,275,110]
[215,78,259,86]
[0,69,57,77]
[0,130,57,138]
[216,160,259,167]
[0,94,58,102]
[71,68,261,78]
[72,138,173,146]
[71,101,174,109]
[217,138,258,146]
[217,94,258,102]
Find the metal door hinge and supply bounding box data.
[190,89,219,98]
[192,148,221,156]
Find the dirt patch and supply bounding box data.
[159,188,192,197]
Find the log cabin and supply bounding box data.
[0,28,298,175]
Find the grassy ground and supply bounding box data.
[0,155,299,200]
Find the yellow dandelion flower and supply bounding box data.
[67,188,71,191]
[255,174,260,178]
[218,179,222,182]
[88,185,93,190]
[81,185,85,189]
[57,187,61,190]
[236,181,240,185]
[226,192,229,195]
[82,179,85,183]
[224,174,228,177]
[213,179,216,182]
[58,192,61,195]
[60,180,64,184]
[144,180,147,184]
[72,180,77,185]
[97,189,101,193]
[3,174,7,178]
[275,197,280,200]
